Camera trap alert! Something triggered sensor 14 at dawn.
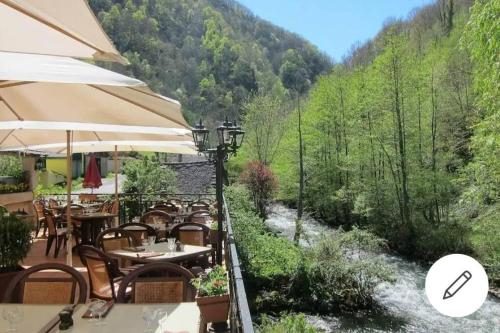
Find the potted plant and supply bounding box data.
[191,265,230,323]
[0,210,32,300]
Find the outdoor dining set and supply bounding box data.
[0,197,220,332]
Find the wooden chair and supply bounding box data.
[170,222,211,247]
[33,200,47,238]
[96,228,135,252]
[79,193,98,203]
[115,262,195,304]
[140,210,172,241]
[78,246,128,301]
[119,223,157,247]
[153,202,178,213]
[189,201,209,212]
[2,263,87,304]
[166,198,183,206]
[42,209,67,258]
[186,210,211,224]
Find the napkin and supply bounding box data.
[81,301,114,319]
[137,251,164,258]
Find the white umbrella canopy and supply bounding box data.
[0,52,191,147]
[2,140,198,155]
[0,52,194,265]
[0,0,127,63]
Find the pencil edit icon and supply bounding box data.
[443,270,472,300]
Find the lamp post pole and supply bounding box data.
[215,145,225,265]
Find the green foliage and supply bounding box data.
[226,185,394,313]
[258,314,320,333]
[0,156,24,181]
[0,213,32,271]
[225,185,302,289]
[271,2,483,263]
[0,183,29,194]
[299,229,394,312]
[191,265,228,297]
[123,156,176,194]
[89,0,330,126]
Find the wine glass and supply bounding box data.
[167,238,176,254]
[142,306,160,333]
[2,307,23,332]
[88,298,107,326]
[148,235,156,246]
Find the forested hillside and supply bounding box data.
[237,0,498,282]
[89,0,331,127]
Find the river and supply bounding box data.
[265,204,500,333]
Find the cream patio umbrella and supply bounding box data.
[0,0,127,63]
[0,52,193,265]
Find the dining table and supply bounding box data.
[107,242,214,264]
[72,212,118,245]
[0,302,201,333]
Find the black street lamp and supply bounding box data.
[192,118,245,265]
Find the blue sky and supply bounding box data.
[237,0,436,61]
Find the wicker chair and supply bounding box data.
[186,210,211,224]
[170,222,211,247]
[152,202,178,213]
[119,223,157,247]
[42,209,67,258]
[78,246,129,301]
[33,200,47,238]
[140,210,172,241]
[95,228,135,252]
[2,263,87,304]
[189,201,209,212]
[115,262,195,304]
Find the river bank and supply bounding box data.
[265,203,500,333]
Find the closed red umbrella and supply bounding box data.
[83,155,102,191]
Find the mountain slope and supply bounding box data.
[89,0,332,126]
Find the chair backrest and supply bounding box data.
[186,210,211,224]
[79,193,98,203]
[119,223,157,246]
[140,210,173,226]
[116,262,195,304]
[48,199,59,209]
[166,198,183,206]
[108,200,119,214]
[33,200,45,220]
[96,228,134,252]
[170,222,210,246]
[77,246,118,300]
[100,201,111,213]
[153,202,177,213]
[42,209,58,236]
[2,263,87,304]
[189,201,209,212]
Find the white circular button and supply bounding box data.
[425,254,489,317]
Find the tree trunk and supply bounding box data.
[295,92,304,243]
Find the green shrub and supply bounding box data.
[0,156,24,181]
[226,184,394,314]
[0,213,32,271]
[258,314,320,333]
[226,186,302,288]
[299,228,395,312]
[0,183,29,194]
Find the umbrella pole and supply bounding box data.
[114,145,119,227]
[66,130,73,266]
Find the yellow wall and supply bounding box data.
[46,158,67,176]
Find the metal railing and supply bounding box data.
[224,196,255,333]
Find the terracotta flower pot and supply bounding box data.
[196,293,230,323]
